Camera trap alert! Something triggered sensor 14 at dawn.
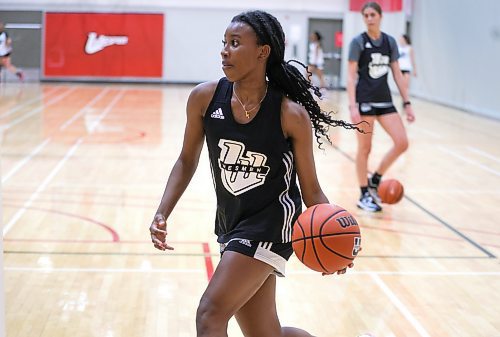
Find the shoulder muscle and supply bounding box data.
[187,80,219,117]
[281,97,311,139]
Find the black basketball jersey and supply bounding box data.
[356,32,393,103]
[203,78,302,244]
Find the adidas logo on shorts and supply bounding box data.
[238,239,252,247]
[210,108,224,119]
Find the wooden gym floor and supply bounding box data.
[1,82,499,337]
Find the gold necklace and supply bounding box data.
[233,83,268,119]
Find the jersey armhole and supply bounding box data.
[385,33,399,62]
[205,77,231,117]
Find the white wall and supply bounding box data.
[165,7,346,83]
[2,0,348,12]
[0,0,349,83]
[410,0,500,118]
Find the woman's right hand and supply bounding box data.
[350,104,361,124]
[150,213,174,251]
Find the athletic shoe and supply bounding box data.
[357,192,382,212]
[368,175,382,204]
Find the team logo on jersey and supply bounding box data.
[85,32,128,55]
[218,139,270,196]
[368,53,390,79]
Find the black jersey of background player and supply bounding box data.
[203,78,302,244]
[356,32,393,103]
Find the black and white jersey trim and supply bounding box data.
[258,242,273,250]
[279,151,296,242]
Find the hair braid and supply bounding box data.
[232,10,365,148]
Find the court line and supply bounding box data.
[3,189,159,201]
[2,249,494,260]
[3,250,217,257]
[4,202,498,255]
[4,266,499,277]
[6,204,120,241]
[1,138,51,184]
[438,145,500,177]
[0,87,59,119]
[2,90,125,236]
[202,242,214,281]
[1,87,111,185]
[329,142,496,259]
[4,238,207,245]
[6,196,496,239]
[0,87,77,131]
[2,203,468,243]
[466,146,500,163]
[2,139,83,235]
[370,273,432,337]
[369,271,500,276]
[4,267,204,274]
[291,270,500,276]
[59,88,110,130]
[6,182,500,194]
[357,255,495,259]
[403,194,496,258]
[410,125,442,139]
[86,91,123,133]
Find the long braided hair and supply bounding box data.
[231,10,364,147]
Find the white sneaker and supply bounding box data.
[357,192,382,212]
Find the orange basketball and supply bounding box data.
[378,179,404,204]
[292,204,361,273]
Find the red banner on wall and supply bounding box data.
[349,0,402,12]
[44,13,163,78]
[334,31,343,48]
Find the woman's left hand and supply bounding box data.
[321,246,362,276]
[322,263,354,276]
[405,105,415,123]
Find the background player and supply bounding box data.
[0,21,24,81]
[346,2,415,212]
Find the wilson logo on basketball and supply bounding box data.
[335,215,359,228]
[217,139,270,196]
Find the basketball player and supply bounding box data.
[307,31,326,89]
[398,34,417,96]
[0,21,24,81]
[149,10,362,337]
[347,2,415,212]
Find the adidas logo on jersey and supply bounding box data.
[365,42,372,48]
[238,239,252,247]
[210,108,224,119]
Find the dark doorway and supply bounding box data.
[308,18,343,89]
